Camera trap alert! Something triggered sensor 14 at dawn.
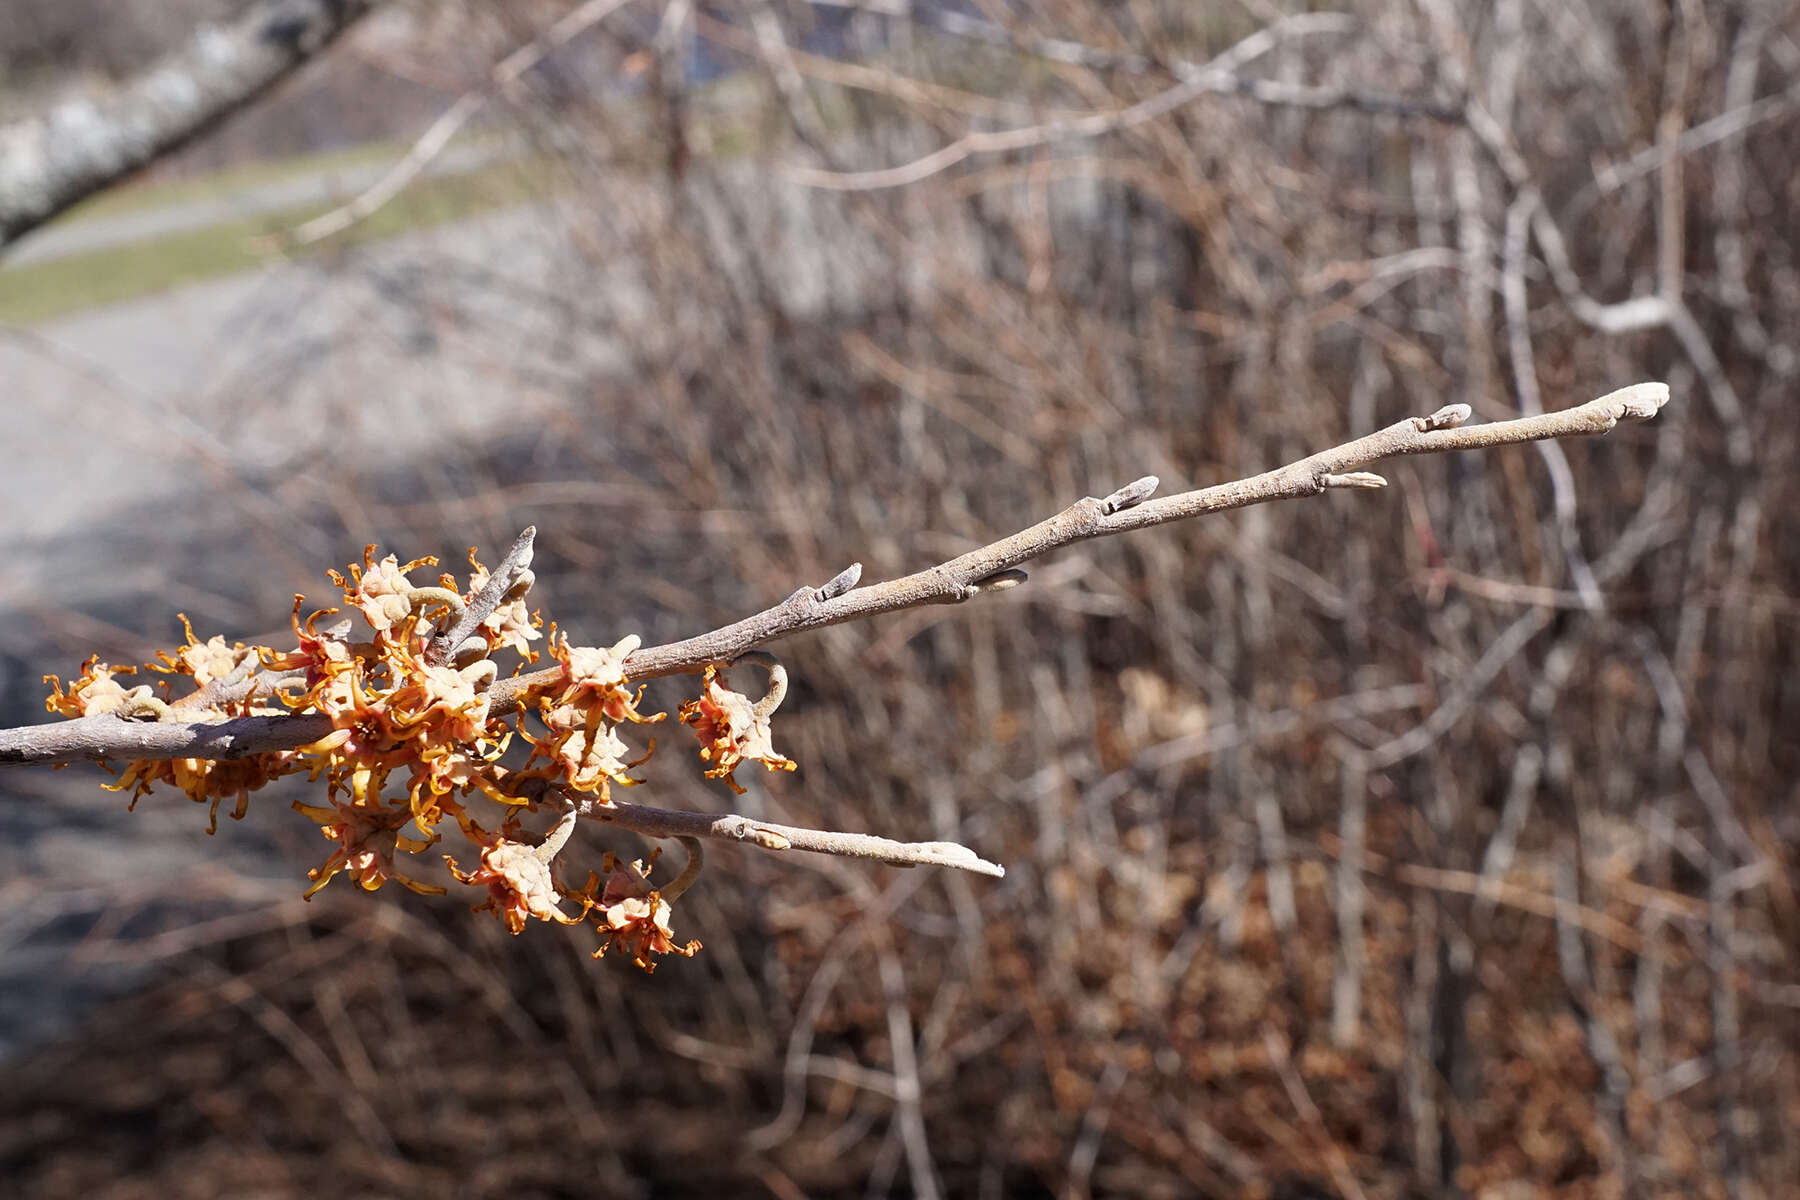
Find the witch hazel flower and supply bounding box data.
[294,795,445,898]
[328,548,437,636]
[445,811,584,934]
[678,654,796,794]
[583,852,701,972]
[557,632,654,722]
[150,616,258,690]
[43,658,161,720]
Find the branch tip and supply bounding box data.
[1420,403,1473,430]
[428,526,538,666]
[963,568,1029,598]
[1101,475,1160,513]
[1600,381,1671,420]
[1322,471,1388,490]
[816,561,864,601]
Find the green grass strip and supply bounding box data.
[0,156,549,326]
[54,139,414,225]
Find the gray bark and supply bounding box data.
[0,0,376,249]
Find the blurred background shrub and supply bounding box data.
[1,1,1796,1195]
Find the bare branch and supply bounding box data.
[0,0,379,249]
[803,2,1462,123]
[606,383,1669,681]
[566,794,1006,878]
[0,707,336,768]
[0,383,1669,771]
[786,13,1393,192]
[427,525,536,666]
[272,0,636,248]
[657,837,705,901]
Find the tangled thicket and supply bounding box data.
[5,0,1800,1196]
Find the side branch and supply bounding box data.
[786,12,1385,192]
[274,0,633,247]
[0,384,1667,770]
[569,795,1006,878]
[428,525,536,666]
[606,383,1668,680]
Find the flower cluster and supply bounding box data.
[42,538,791,970]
